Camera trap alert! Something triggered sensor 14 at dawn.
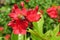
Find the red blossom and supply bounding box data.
[9,4,21,20]
[21,7,28,16]
[8,19,28,34]
[26,6,41,22]
[9,5,40,22]
[5,34,10,40]
[47,7,58,18]
[20,1,24,7]
[25,0,30,2]
[8,4,28,34]
[9,4,27,20]
[0,27,4,31]
[35,5,39,11]
[8,4,41,34]
[12,4,18,9]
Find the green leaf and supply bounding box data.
[33,15,44,36]
[0,37,2,40]
[44,30,53,40]
[11,0,15,3]
[11,33,27,40]
[57,36,60,40]
[31,34,42,40]
[44,24,59,40]
[28,29,46,40]
[45,30,51,37]
[50,36,57,40]
[11,33,18,40]
[45,0,52,4]
[52,24,59,36]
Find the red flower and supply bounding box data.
[20,1,24,7]
[8,4,29,34]
[26,6,41,22]
[5,34,10,40]
[0,27,4,31]
[8,4,41,35]
[9,4,27,20]
[21,7,28,16]
[8,19,28,34]
[25,0,30,2]
[47,7,58,18]
[35,5,39,11]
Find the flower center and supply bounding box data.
[18,14,25,20]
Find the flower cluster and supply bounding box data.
[8,4,41,34]
[47,6,60,22]
[47,6,58,18]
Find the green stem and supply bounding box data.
[59,23,60,32]
[4,23,8,32]
[0,32,2,37]
[25,34,26,40]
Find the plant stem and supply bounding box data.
[25,34,26,40]
[59,23,60,32]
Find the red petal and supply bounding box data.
[20,1,24,7]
